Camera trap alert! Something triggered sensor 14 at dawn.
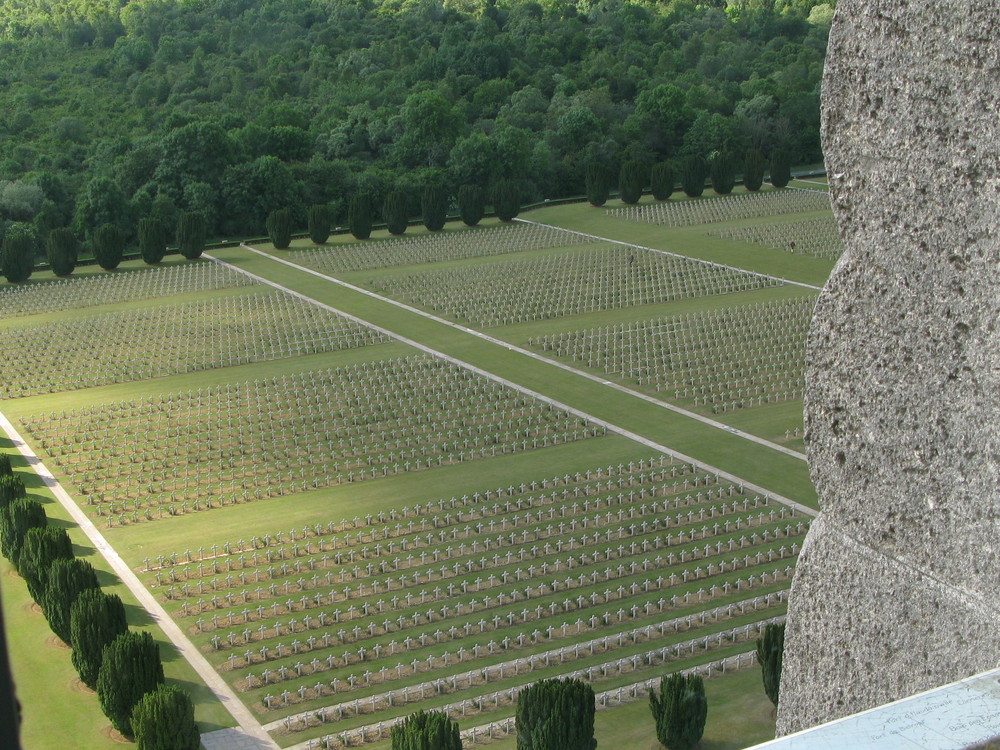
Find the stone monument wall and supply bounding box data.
[776,0,1000,735]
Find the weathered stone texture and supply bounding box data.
[777,0,1000,735]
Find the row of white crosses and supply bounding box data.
[605,189,832,228]
[290,222,589,274]
[22,355,604,517]
[528,295,813,412]
[712,216,843,260]
[371,245,779,328]
[267,613,786,737]
[0,289,387,399]
[0,259,249,319]
[238,581,792,697]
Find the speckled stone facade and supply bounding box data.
[776,0,1000,735]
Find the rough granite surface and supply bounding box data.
[776,0,1000,735]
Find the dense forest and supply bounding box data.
[0,0,833,252]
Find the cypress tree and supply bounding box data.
[348,193,373,240]
[131,684,200,750]
[619,160,645,204]
[744,149,766,192]
[382,190,409,235]
[93,223,125,270]
[70,589,128,688]
[175,212,206,260]
[516,678,596,750]
[266,208,293,249]
[421,186,448,232]
[710,152,736,195]
[0,454,11,477]
[770,150,792,188]
[1,223,36,283]
[651,162,675,200]
[47,227,78,277]
[585,163,610,207]
[0,496,44,568]
[19,525,73,603]
[391,709,462,750]
[307,204,332,244]
[138,218,166,265]
[97,630,165,736]
[43,557,101,645]
[757,622,786,707]
[0,472,26,511]
[681,156,707,197]
[493,179,520,222]
[648,672,708,750]
[457,185,484,227]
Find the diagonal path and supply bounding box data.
[0,414,279,750]
[205,249,816,519]
[224,244,807,464]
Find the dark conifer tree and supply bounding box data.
[19,525,73,602]
[307,204,332,244]
[648,672,708,750]
[266,208,293,249]
[585,163,610,207]
[176,212,207,259]
[757,622,786,707]
[744,149,766,192]
[710,152,736,195]
[1,223,36,283]
[70,589,128,688]
[770,150,792,188]
[516,678,596,750]
[46,227,77,276]
[0,454,11,477]
[457,185,484,226]
[391,709,461,750]
[0,496,44,568]
[97,630,165,736]
[421,185,447,231]
[131,684,201,750]
[651,162,675,200]
[0,473,26,511]
[138,218,166,265]
[383,190,409,235]
[42,557,101,645]
[349,193,373,240]
[681,156,707,197]
[619,160,645,204]
[93,223,125,270]
[493,179,520,222]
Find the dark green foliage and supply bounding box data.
[175,212,206,260]
[131,684,200,750]
[70,589,128,688]
[0,496,44,568]
[516,678,596,750]
[349,193,373,240]
[457,185,484,227]
[770,151,792,188]
[307,204,331,244]
[649,672,708,750]
[93,223,125,270]
[0,454,11,476]
[421,185,447,232]
[382,190,409,235]
[744,149,766,192]
[19,525,73,602]
[710,152,736,195]
[265,208,293,249]
[619,160,645,205]
[681,156,707,198]
[493,179,520,222]
[42,557,100,645]
[585,163,610,207]
[138,218,166,265]
[651,162,675,200]
[97,630,165,736]
[0,473,26,511]
[757,622,786,707]
[1,223,36,283]
[46,227,77,276]
[391,709,461,750]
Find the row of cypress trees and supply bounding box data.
[0,456,199,748]
[587,150,793,207]
[0,213,208,283]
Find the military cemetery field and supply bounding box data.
[0,186,834,749]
